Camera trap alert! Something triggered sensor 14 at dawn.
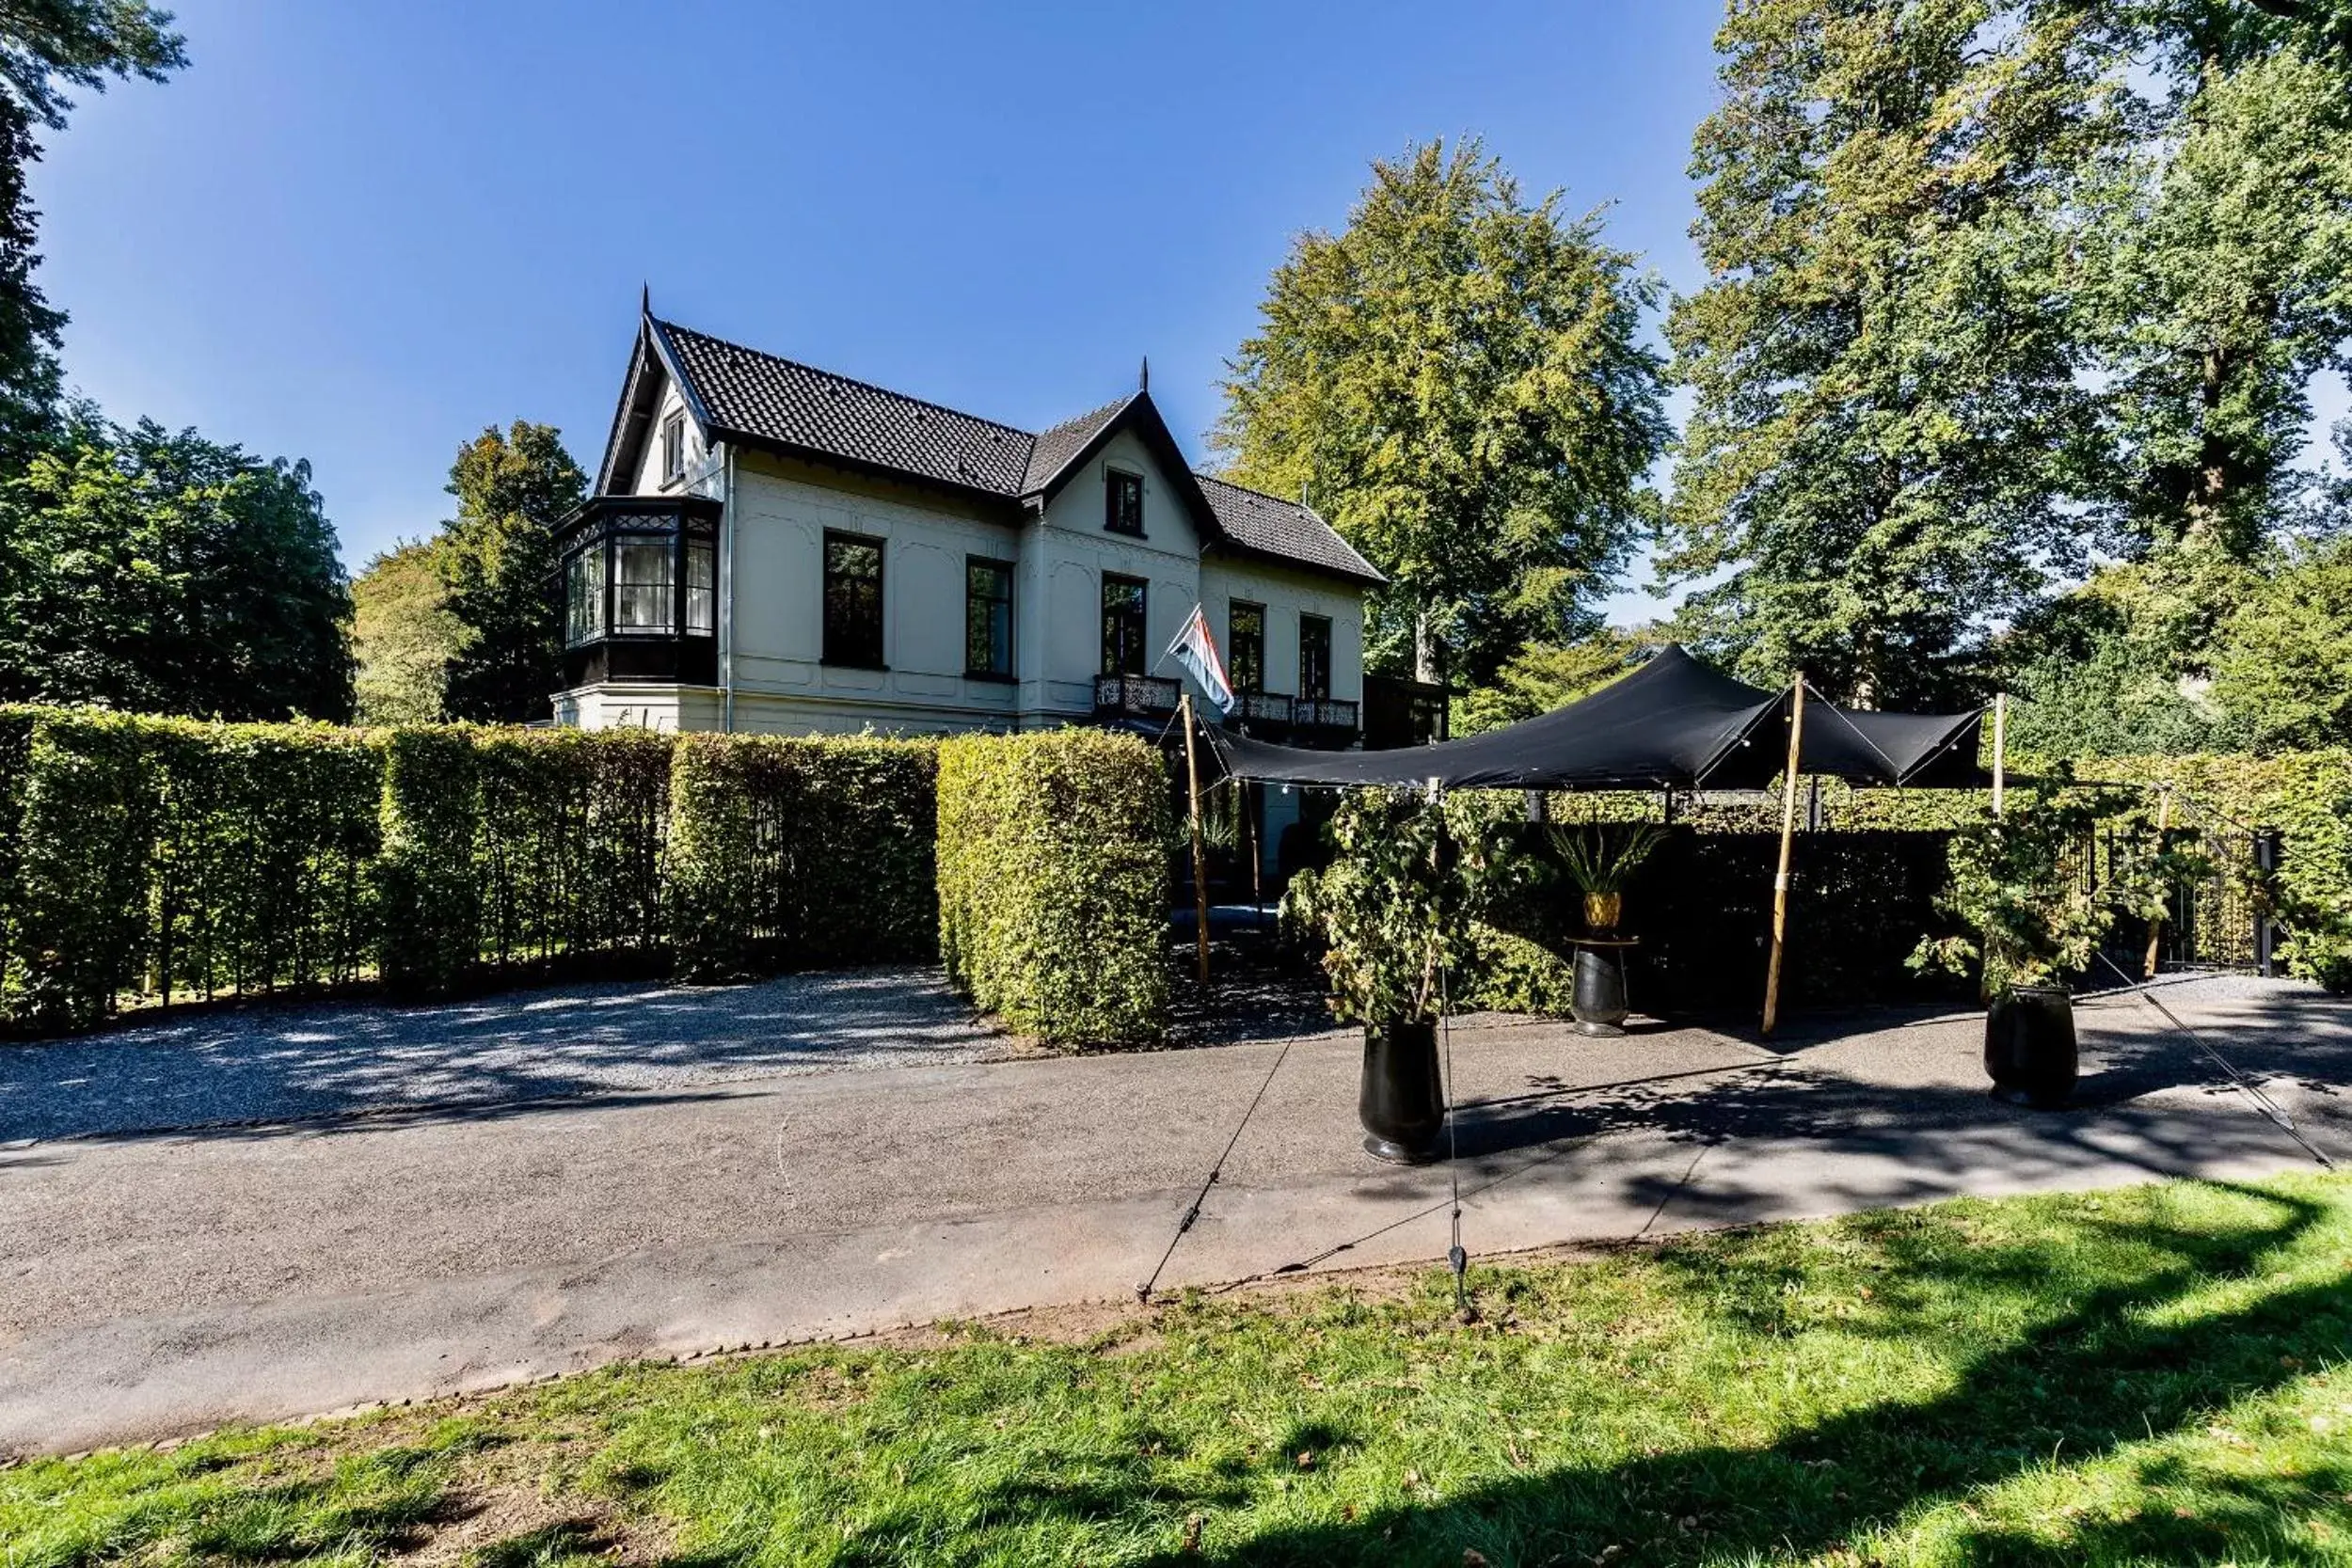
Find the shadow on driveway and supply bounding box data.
[0,967,996,1144]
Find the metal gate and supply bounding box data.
[2098,825,2280,977]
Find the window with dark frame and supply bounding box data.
[612,536,676,633]
[1104,469,1144,535]
[660,412,685,484]
[1228,601,1265,692]
[823,531,885,667]
[965,557,1013,677]
[684,537,716,636]
[564,546,605,646]
[1101,573,1147,676]
[1298,613,1332,699]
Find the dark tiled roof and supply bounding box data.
[1022,395,1133,494]
[645,316,1380,585]
[1196,474,1385,584]
[655,320,1033,496]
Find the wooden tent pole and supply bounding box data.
[1761,676,1806,1037]
[1992,693,2007,818]
[2143,789,2172,978]
[1181,690,1211,985]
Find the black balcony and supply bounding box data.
[1233,689,1293,727]
[1291,697,1359,735]
[556,494,723,689]
[1094,673,1182,718]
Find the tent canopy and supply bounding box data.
[1206,644,1986,792]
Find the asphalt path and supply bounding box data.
[3,974,2344,1457]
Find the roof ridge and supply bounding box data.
[1035,392,1136,436]
[655,316,1036,443]
[1195,470,1316,512]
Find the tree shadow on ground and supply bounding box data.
[0,966,996,1143]
[826,1180,2350,1565]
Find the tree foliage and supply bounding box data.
[351,539,467,725]
[1662,0,2115,705]
[0,415,351,720]
[1215,138,1669,689]
[0,1,183,464]
[434,421,586,722]
[1452,627,1658,736]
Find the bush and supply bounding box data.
[0,712,379,1030]
[373,726,483,995]
[666,733,938,981]
[937,729,1169,1044]
[1,712,156,1030]
[474,728,674,973]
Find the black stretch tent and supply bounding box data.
[1204,644,1988,793]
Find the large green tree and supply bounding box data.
[351,537,468,725]
[1662,0,2118,706]
[0,414,351,719]
[0,2,183,464]
[435,421,586,722]
[2083,23,2352,558]
[1214,138,1669,689]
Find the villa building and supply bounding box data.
[549,302,1428,750]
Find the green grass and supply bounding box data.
[7,1174,2352,1566]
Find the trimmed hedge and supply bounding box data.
[0,712,380,1030]
[0,712,947,1032]
[668,733,938,980]
[937,728,1170,1045]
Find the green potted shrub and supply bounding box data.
[1549,822,1666,935]
[1282,789,1521,1162]
[1910,782,2188,1107]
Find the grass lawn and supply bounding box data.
[7,1174,2351,1567]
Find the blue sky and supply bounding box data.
[27,2,2346,628]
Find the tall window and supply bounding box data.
[1101,573,1147,675]
[613,537,675,633]
[660,413,685,483]
[1299,614,1331,699]
[684,537,716,636]
[823,531,885,667]
[1104,469,1144,535]
[965,557,1013,677]
[1228,602,1265,692]
[564,546,606,646]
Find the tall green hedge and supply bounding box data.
[0,713,380,1030]
[666,733,938,980]
[0,712,944,1033]
[937,728,1170,1045]
[474,728,674,973]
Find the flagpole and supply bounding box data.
[1181,689,1212,986]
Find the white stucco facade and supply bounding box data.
[554,325,1373,739]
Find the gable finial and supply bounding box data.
[1139,356,1149,393]
[641,281,652,320]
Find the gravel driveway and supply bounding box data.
[0,967,1000,1143]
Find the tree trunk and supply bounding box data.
[1413,610,1443,687]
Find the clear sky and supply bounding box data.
[26,2,2345,628]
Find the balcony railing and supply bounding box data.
[1233,690,1292,726]
[1094,674,1182,718]
[1291,697,1359,733]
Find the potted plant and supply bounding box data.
[1549,822,1666,935]
[1548,822,1666,1033]
[1282,789,1518,1163]
[1910,782,2188,1108]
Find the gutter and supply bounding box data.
[723,441,738,734]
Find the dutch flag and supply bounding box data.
[1166,603,1235,716]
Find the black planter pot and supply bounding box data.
[1985,984,2077,1108]
[1571,946,1630,1036]
[1359,1018,1446,1164]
